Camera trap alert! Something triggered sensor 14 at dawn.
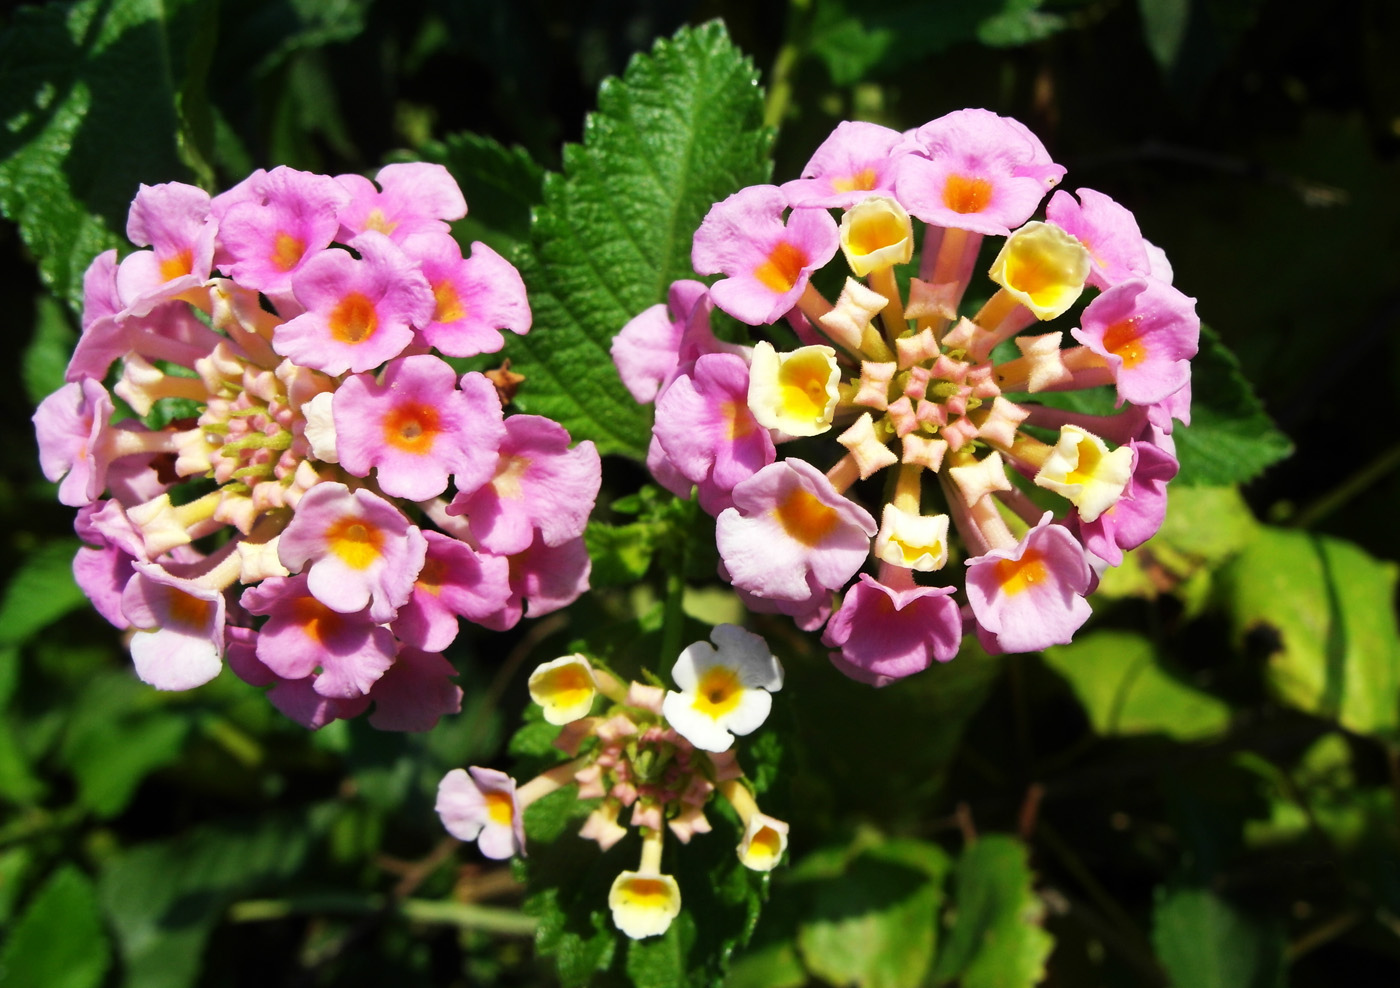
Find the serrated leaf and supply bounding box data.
[424,131,545,257]
[932,835,1053,988]
[0,865,109,988]
[1219,526,1400,738]
[1172,325,1293,486]
[1151,886,1285,988]
[501,21,772,459]
[0,538,87,646]
[99,814,313,988]
[585,520,659,588]
[795,837,949,988]
[0,0,189,310]
[1043,630,1231,741]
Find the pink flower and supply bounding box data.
[390,531,512,651]
[436,766,525,860]
[691,185,839,325]
[213,166,351,296]
[780,120,908,208]
[715,459,876,602]
[653,352,774,498]
[447,415,600,555]
[122,562,227,690]
[895,108,1064,235]
[240,573,398,699]
[823,575,961,686]
[1072,278,1199,406]
[333,357,506,501]
[33,379,113,507]
[277,483,428,623]
[965,514,1093,653]
[403,233,532,357]
[116,182,217,316]
[611,279,715,403]
[1076,441,1179,566]
[365,647,463,732]
[1045,188,1151,289]
[224,626,371,729]
[275,232,435,375]
[476,532,592,632]
[335,162,467,242]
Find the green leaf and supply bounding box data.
[1151,886,1285,988]
[1138,0,1192,70]
[0,716,45,806]
[22,294,79,406]
[0,0,190,310]
[501,21,772,459]
[585,520,659,588]
[99,814,313,988]
[58,671,191,818]
[424,131,545,257]
[808,0,1064,86]
[0,538,87,646]
[0,865,110,988]
[1219,526,1400,738]
[932,835,1053,988]
[1172,325,1293,486]
[1043,630,1231,741]
[794,836,949,988]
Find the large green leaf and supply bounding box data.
[931,835,1053,988]
[99,814,313,988]
[1043,630,1231,741]
[794,836,949,988]
[0,0,193,310]
[1151,886,1285,988]
[1172,325,1293,486]
[500,21,772,459]
[0,538,87,647]
[0,865,110,988]
[1219,526,1400,738]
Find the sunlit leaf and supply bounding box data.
[1043,630,1231,741]
[501,20,772,459]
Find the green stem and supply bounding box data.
[1290,440,1400,529]
[764,0,813,129]
[228,894,537,935]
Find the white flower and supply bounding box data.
[527,653,598,725]
[662,624,783,752]
[608,869,683,939]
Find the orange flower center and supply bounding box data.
[1101,318,1147,369]
[754,241,807,294]
[271,231,306,272]
[383,402,440,454]
[329,292,378,343]
[324,516,384,569]
[773,487,839,547]
[994,550,1048,597]
[942,174,993,214]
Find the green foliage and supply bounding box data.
[808,0,1065,87]
[98,813,314,988]
[424,131,545,257]
[0,0,192,310]
[0,538,87,647]
[0,865,110,988]
[794,836,949,988]
[1151,886,1286,988]
[1219,526,1400,738]
[1172,326,1294,486]
[931,836,1054,988]
[1043,630,1231,741]
[500,21,772,459]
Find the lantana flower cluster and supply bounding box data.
[614,110,1199,684]
[437,624,787,939]
[33,163,601,730]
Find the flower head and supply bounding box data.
[436,767,525,860]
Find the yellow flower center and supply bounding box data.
[324,516,384,569]
[692,666,744,718]
[773,487,839,547]
[994,550,1048,597]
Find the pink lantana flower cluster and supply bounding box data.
[437,625,788,940]
[33,164,600,730]
[614,110,1199,684]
